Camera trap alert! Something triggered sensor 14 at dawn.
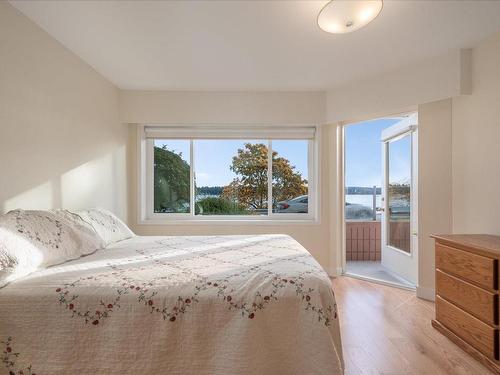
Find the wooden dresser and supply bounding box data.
[432,234,500,374]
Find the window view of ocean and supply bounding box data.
[345,193,382,221]
[345,194,382,209]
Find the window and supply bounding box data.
[153,140,191,213]
[139,126,318,222]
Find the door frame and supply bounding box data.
[338,109,418,290]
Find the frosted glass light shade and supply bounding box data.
[317,0,383,34]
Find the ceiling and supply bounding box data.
[10,0,500,91]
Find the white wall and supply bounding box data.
[119,90,326,125]
[326,50,466,124]
[0,2,128,219]
[417,99,453,300]
[452,32,500,234]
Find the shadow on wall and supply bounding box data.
[0,146,127,219]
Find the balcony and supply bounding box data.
[346,220,412,287]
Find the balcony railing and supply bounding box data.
[346,221,381,261]
[346,220,411,261]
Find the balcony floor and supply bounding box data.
[345,261,414,288]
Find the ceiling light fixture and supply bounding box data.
[317,0,383,34]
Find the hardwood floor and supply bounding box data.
[332,276,493,375]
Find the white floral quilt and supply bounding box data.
[0,234,344,375]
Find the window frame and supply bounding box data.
[137,125,320,225]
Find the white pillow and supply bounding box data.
[75,208,134,247]
[51,209,106,254]
[0,209,104,287]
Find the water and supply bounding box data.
[346,194,382,209]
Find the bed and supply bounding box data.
[0,210,344,375]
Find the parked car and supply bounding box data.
[276,195,308,213]
[345,203,374,220]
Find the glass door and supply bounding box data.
[381,115,418,285]
[387,135,411,253]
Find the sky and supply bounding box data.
[345,118,411,188]
[154,139,308,187]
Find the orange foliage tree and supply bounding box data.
[221,143,307,210]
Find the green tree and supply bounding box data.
[221,143,307,210]
[154,146,190,213]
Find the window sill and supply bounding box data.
[137,217,320,226]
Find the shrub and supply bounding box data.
[196,197,246,215]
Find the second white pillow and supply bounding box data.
[75,208,135,247]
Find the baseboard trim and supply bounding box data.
[324,266,343,277]
[417,286,435,301]
[344,272,416,291]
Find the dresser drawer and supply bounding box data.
[436,243,498,290]
[436,270,499,326]
[436,296,499,360]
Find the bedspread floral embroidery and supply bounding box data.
[56,270,133,325]
[2,337,36,375]
[211,272,338,325]
[55,237,338,327]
